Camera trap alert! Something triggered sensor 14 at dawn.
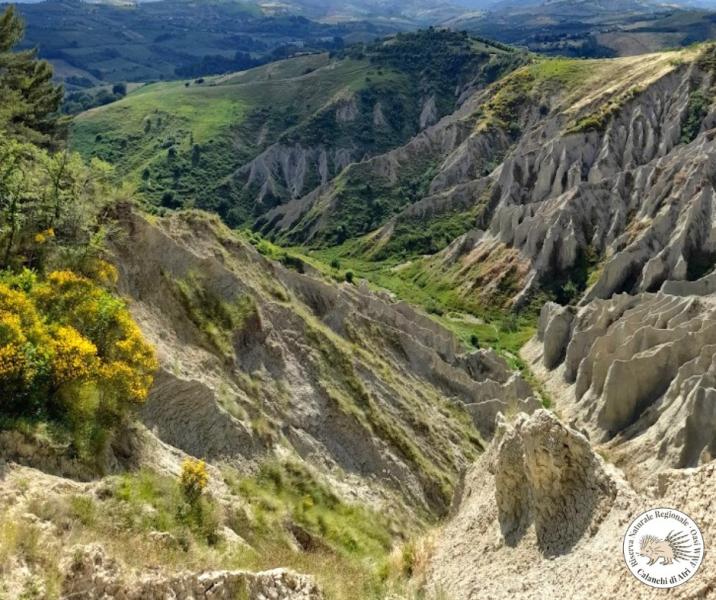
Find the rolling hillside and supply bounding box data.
[13,0,400,84]
[449,0,716,57]
[71,30,525,225]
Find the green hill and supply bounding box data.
[71,30,524,225]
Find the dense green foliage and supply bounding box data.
[682,88,709,144]
[72,31,524,228]
[373,205,481,260]
[346,28,524,117]
[275,155,441,247]
[62,83,128,116]
[0,6,63,146]
[681,47,716,144]
[0,7,157,464]
[70,54,410,223]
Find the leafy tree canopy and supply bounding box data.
[0,5,64,146]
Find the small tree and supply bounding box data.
[112,82,127,96]
[345,270,354,284]
[0,6,64,146]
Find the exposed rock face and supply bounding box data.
[428,410,716,600]
[110,208,535,513]
[537,302,575,369]
[232,143,357,206]
[526,288,716,478]
[419,95,438,129]
[261,47,716,308]
[493,411,616,555]
[430,49,716,307]
[335,96,358,123]
[61,544,323,600]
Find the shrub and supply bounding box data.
[681,89,709,144]
[112,82,127,96]
[0,139,116,272]
[180,458,209,504]
[0,268,158,457]
[344,271,354,284]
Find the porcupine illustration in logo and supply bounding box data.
[639,531,699,566]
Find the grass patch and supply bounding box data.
[260,234,540,357]
[164,269,257,359]
[567,86,643,134]
[228,461,396,559]
[18,464,418,600]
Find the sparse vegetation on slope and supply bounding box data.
[1,457,422,599]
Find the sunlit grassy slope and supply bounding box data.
[71,53,394,179]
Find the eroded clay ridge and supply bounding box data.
[531,288,716,478]
[264,47,716,308]
[107,207,536,515]
[428,409,716,600]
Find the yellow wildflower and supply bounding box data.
[49,325,98,385]
[0,343,27,381]
[33,228,55,245]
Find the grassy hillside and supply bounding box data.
[71,30,524,225]
[71,53,402,220]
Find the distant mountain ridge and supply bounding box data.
[448,0,716,57]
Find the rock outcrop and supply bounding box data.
[493,410,616,555]
[525,287,716,479]
[61,545,322,600]
[428,409,716,600]
[232,143,358,207]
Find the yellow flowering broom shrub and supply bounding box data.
[180,458,209,504]
[0,268,158,457]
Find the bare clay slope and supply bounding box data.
[427,249,716,599]
[1,206,540,598]
[111,207,537,515]
[428,410,716,599]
